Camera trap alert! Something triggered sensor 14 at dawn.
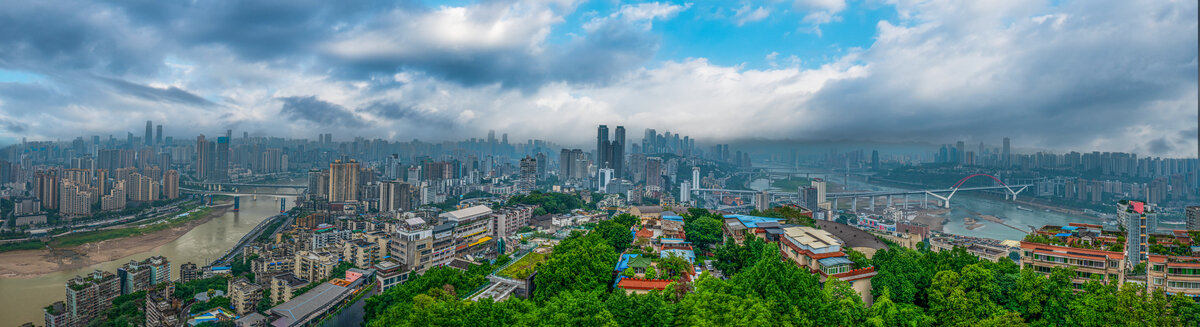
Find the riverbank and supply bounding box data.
[0,204,232,278]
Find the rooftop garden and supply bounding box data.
[1023,233,1123,252]
[497,251,547,280]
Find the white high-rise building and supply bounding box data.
[692,167,700,189]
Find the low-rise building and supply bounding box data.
[443,205,495,256]
[777,226,876,305]
[388,217,456,272]
[293,251,340,282]
[1020,223,1126,287]
[270,273,311,305]
[227,277,263,316]
[251,256,296,280]
[342,239,379,270]
[722,215,785,245]
[373,259,410,294]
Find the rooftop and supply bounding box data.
[782,226,842,249]
[441,205,493,222]
[724,214,785,229]
[268,282,354,327]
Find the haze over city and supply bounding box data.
[0,0,1196,156]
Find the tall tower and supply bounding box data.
[195,135,212,181]
[692,167,700,189]
[612,126,625,178]
[597,125,609,169]
[1002,137,1011,168]
[328,159,360,202]
[215,137,230,182]
[144,121,153,146]
[154,125,162,145]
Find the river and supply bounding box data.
[0,194,295,326]
[747,165,1106,242]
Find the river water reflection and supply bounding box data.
[0,195,293,326]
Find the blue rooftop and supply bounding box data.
[1062,226,1079,231]
[661,249,696,263]
[1055,233,1072,237]
[663,215,684,222]
[724,214,784,228]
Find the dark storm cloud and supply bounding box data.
[96,76,216,107]
[278,96,366,127]
[0,1,164,76]
[361,101,453,128]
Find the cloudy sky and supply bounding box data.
[0,0,1195,156]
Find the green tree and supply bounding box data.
[644,266,657,279]
[533,232,618,301]
[675,275,774,326]
[595,220,634,253]
[683,215,723,252]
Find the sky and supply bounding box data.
[0,0,1196,157]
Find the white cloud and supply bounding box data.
[733,4,771,26]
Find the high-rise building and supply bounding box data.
[144,120,153,146]
[955,141,965,164]
[754,191,771,212]
[1187,206,1200,231]
[1002,137,1011,168]
[215,136,230,182]
[59,179,92,217]
[518,156,537,194]
[196,135,212,181]
[328,159,360,202]
[692,167,700,189]
[1118,200,1157,266]
[65,270,120,327]
[101,180,126,212]
[36,170,59,211]
[145,284,185,327]
[379,180,413,212]
[43,301,68,327]
[179,262,200,283]
[155,125,162,146]
[646,157,663,190]
[559,149,573,180]
[117,256,170,295]
[163,170,179,199]
[612,126,625,177]
[597,125,609,169]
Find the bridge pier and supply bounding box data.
[886,195,893,209]
[923,193,928,209]
[851,197,857,212]
[869,196,875,212]
[903,194,909,210]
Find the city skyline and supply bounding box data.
[0,0,1195,156]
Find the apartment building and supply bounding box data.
[777,226,876,305]
[65,270,120,327]
[1020,223,1126,287]
[388,217,456,273]
[228,277,263,316]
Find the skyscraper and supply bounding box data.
[155,125,162,145]
[215,136,229,182]
[1119,200,1157,266]
[163,170,179,199]
[144,121,153,146]
[328,159,360,202]
[612,126,625,178]
[646,157,663,190]
[955,141,965,164]
[518,156,537,194]
[597,125,609,169]
[559,149,573,180]
[1002,137,1011,168]
[196,135,212,181]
